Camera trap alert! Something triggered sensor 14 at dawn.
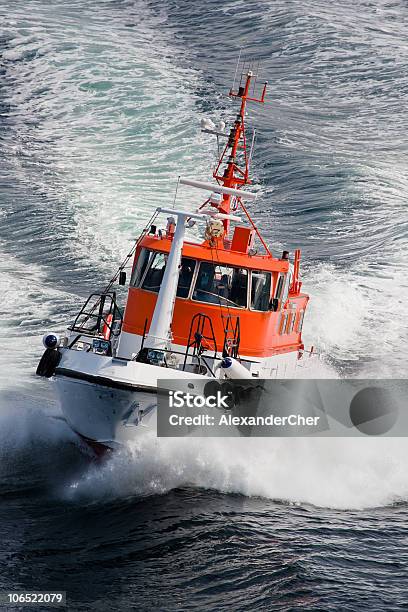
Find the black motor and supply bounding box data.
[36,348,61,377]
[36,333,62,377]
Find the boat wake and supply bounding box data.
[1,215,406,512]
[61,429,408,511]
[1,255,406,512]
[3,371,407,512]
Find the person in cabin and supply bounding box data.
[177,260,195,298]
[217,274,231,299]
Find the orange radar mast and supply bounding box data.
[213,67,267,230]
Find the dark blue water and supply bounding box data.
[1,1,408,609]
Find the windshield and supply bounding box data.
[138,251,196,298]
[192,262,248,308]
[251,271,271,311]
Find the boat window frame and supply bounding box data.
[191,260,249,310]
[278,311,288,335]
[281,270,291,307]
[139,251,168,293]
[135,249,156,288]
[136,249,198,300]
[176,257,198,300]
[131,247,155,289]
[249,269,272,312]
[297,310,305,333]
[274,272,286,309]
[286,311,296,334]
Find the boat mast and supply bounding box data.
[143,208,205,351]
[213,68,267,230]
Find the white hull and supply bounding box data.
[54,375,157,447]
[53,346,208,449]
[52,346,304,449]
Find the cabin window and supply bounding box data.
[139,250,196,297]
[281,273,290,306]
[176,258,196,298]
[192,262,248,308]
[274,272,290,308]
[141,252,167,292]
[131,248,152,287]
[279,311,288,335]
[275,273,285,302]
[286,311,296,334]
[250,271,271,311]
[297,310,305,333]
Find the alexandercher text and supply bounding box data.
[168,414,321,427]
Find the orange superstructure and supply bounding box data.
[122,236,308,358]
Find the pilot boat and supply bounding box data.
[36,67,311,452]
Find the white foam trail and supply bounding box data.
[1,1,219,274]
[302,257,408,377]
[64,432,408,510]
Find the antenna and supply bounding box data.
[248,129,256,172]
[172,176,180,208]
[231,48,242,93]
[252,60,261,96]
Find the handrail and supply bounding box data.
[69,292,123,340]
[222,314,241,358]
[183,313,218,375]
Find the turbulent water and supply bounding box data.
[1,1,408,609]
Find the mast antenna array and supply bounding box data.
[199,58,268,235]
